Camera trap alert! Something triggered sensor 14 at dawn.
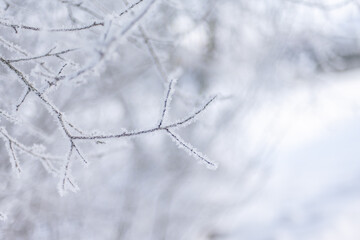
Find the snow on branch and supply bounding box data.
[3,138,22,174]
[0,109,18,123]
[58,143,78,196]
[15,87,30,111]
[7,48,77,63]
[0,0,150,34]
[123,0,168,83]
[166,129,217,169]
[165,96,217,129]
[70,95,216,140]
[0,0,218,196]
[0,21,104,33]
[0,127,63,176]
[62,0,146,19]
[158,79,177,127]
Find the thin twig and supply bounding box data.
[138,26,168,81]
[158,79,176,127]
[65,0,157,82]
[0,109,17,122]
[72,96,216,140]
[60,143,74,194]
[0,127,62,175]
[0,21,104,33]
[1,0,147,34]
[8,48,77,63]
[8,141,21,173]
[119,0,146,17]
[123,0,168,82]
[15,87,30,111]
[0,58,86,184]
[166,129,216,168]
[165,96,217,128]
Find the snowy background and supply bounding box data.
[1,0,360,239]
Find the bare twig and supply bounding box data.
[119,0,146,17]
[57,63,68,76]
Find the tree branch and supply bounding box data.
[0,21,104,33]
[7,48,77,63]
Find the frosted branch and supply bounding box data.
[158,79,176,127]
[7,48,77,63]
[165,96,217,129]
[166,129,217,169]
[8,141,21,174]
[59,143,75,196]
[0,0,219,196]
[72,95,216,140]
[65,0,157,82]
[0,127,62,175]
[0,109,18,123]
[0,21,104,33]
[15,87,30,111]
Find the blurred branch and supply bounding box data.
[0,109,17,122]
[60,0,146,19]
[123,0,168,82]
[0,212,6,221]
[65,0,157,82]
[286,0,354,10]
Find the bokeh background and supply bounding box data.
[1,0,360,239]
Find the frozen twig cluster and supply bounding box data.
[0,0,217,196]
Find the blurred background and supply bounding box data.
[1,0,360,239]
